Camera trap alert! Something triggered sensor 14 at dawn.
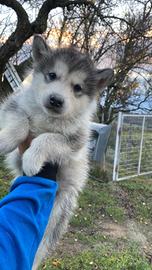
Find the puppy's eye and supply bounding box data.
[73,84,82,93]
[46,73,57,82]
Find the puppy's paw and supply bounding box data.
[22,149,44,176]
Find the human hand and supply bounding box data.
[18,133,34,155]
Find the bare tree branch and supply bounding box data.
[0,0,93,74]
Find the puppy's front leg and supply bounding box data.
[22,133,71,176]
[0,116,29,155]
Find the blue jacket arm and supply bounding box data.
[0,176,58,270]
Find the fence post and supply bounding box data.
[138,116,145,175]
[113,112,123,181]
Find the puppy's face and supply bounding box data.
[31,35,113,118]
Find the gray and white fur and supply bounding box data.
[0,35,113,269]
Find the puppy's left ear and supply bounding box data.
[32,35,50,62]
[95,68,114,91]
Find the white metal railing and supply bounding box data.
[4,62,22,92]
[113,112,152,181]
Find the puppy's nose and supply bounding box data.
[49,95,64,108]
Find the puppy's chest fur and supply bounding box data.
[27,110,87,153]
[28,113,56,135]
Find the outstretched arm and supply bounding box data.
[0,113,29,154]
[0,139,58,269]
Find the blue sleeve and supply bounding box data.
[0,176,58,270]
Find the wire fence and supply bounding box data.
[106,112,152,181]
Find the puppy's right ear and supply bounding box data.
[32,35,50,62]
[95,68,114,91]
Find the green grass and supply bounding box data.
[0,178,10,199]
[43,244,152,270]
[72,231,107,246]
[0,158,152,270]
[0,157,11,199]
[41,174,152,269]
[118,179,152,222]
[71,180,125,228]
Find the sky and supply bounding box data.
[0,0,146,36]
[0,0,151,113]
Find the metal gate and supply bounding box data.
[113,112,152,181]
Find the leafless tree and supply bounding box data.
[0,0,98,75]
[0,0,151,122]
[51,0,152,123]
[97,0,152,123]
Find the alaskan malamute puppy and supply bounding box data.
[0,35,113,269]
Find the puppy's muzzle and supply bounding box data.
[45,94,64,113]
